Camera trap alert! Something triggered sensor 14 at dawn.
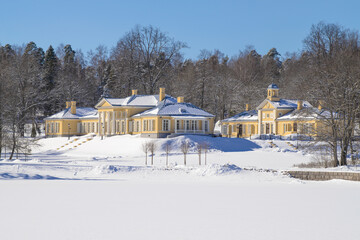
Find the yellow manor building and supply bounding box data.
[221,84,325,138]
[45,88,215,138]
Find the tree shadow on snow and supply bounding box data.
[165,135,261,152]
[0,173,118,181]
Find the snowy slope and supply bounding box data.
[1,135,360,240]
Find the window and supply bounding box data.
[143,120,148,131]
[122,121,125,132]
[222,125,228,135]
[176,120,180,130]
[51,123,54,133]
[293,123,297,132]
[149,120,152,131]
[162,119,170,131]
[148,119,155,131]
[191,120,197,130]
[204,121,209,132]
[186,120,190,130]
[136,121,140,132]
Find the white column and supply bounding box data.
[175,119,177,133]
[106,112,110,135]
[98,112,101,135]
[258,110,262,134]
[112,111,116,135]
[125,111,128,134]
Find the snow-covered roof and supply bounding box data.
[97,94,177,108]
[222,110,258,122]
[104,98,126,106]
[277,107,332,121]
[271,99,312,109]
[257,99,313,110]
[267,83,279,89]
[133,100,214,118]
[44,108,98,120]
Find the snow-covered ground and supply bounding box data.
[1,134,360,240]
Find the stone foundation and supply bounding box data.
[286,171,360,181]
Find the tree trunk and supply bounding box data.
[9,135,16,160]
[332,143,339,167]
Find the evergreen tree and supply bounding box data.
[43,45,59,116]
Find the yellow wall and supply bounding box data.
[222,121,258,138]
[46,119,98,136]
[277,120,317,136]
[131,116,214,135]
[47,100,215,137]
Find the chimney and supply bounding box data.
[318,100,324,110]
[297,100,303,110]
[66,101,71,109]
[245,104,250,111]
[132,89,138,95]
[159,88,165,101]
[177,96,184,103]
[70,101,76,114]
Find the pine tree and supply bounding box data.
[43,45,59,116]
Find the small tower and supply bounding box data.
[267,83,280,101]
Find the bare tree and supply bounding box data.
[196,143,202,165]
[201,142,209,165]
[164,141,172,166]
[148,141,157,165]
[111,25,187,95]
[180,140,190,166]
[302,22,360,166]
[141,141,150,165]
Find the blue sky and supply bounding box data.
[1,0,360,59]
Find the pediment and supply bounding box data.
[95,98,113,108]
[256,99,275,110]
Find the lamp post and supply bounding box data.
[68,123,71,140]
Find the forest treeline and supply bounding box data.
[1,22,360,165]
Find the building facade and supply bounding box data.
[221,84,324,138]
[45,88,215,138]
